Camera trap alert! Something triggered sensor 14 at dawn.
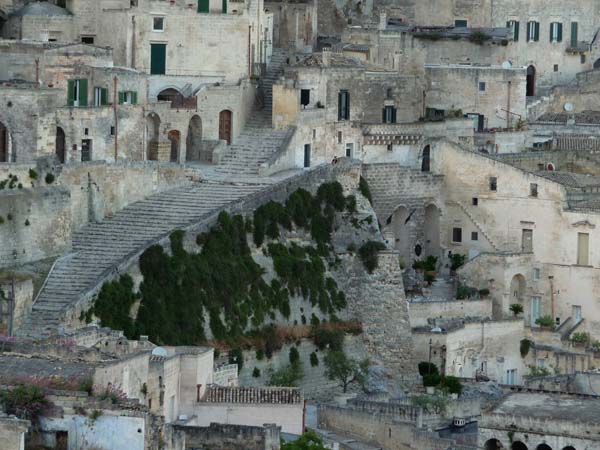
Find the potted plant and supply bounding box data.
[423,373,441,394]
[510,303,524,317]
[570,332,589,347]
[441,376,463,399]
[591,340,600,353]
[535,315,555,330]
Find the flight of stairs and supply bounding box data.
[215,49,294,175]
[16,181,265,338]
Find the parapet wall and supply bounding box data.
[167,422,280,450]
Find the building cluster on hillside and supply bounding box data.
[2,0,600,449]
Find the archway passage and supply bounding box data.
[146,113,161,160]
[186,115,203,161]
[424,204,440,258]
[594,58,600,69]
[526,65,536,97]
[536,445,553,450]
[168,130,180,163]
[512,442,529,450]
[510,274,526,303]
[219,109,232,144]
[421,145,431,172]
[485,438,504,449]
[56,127,66,163]
[157,88,183,108]
[0,121,9,162]
[561,446,576,450]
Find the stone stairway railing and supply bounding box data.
[452,200,499,252]
[258,126,297,177]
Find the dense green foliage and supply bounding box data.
[268,363,303,387]
[289,347,300,366]
[310,351,319,367]
[358,241,386,273]
[520,339,532,358]
[442,376,463,395]
[509,303,524,316]
[0,385,47,420]
[91,182,358,346]
[418,362,439,376]
[324,350,369,393]
[450,253,466,271]
[281,431,329,450]
[422,373,442,387]
[413,256,438,272]
[358,176,372,204]
[535,315,555,328]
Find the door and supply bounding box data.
[573,305,582,324]
[531,296,541,326]
[521,229,533,252]
[168,130,180,162]
[577,232,590,265]
[150,43,166,75]
[219,110,232,144]
[526,66,536,97]
[421,145,431,172]
[81,139,92,162]
[197,0,209,12]
[56,127,66,163]
[303,144,311,168]
[56,431,68,450]
[0,122,7,162]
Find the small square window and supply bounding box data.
[533,268,541,280]
[153,17,165,32]
[452,227,463,243]
[84,128,89,136]
[472,197,478,206]
[471,232,479,241]
[530,183,538,197]
[386,144,392,152]
[489,177,497,191]
[81,36,94,44]
[110,126,115,136]
[553,64,559,72]
[581,54,586,64]
[479,82,486,92]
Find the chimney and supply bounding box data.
[378,10,387,31]
[322,47,331,67]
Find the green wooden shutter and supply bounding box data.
[550,22,554,42]
[118,92,124,105]
[79,79,88,107]
[197,0,209,12]
[534,22,540,41]
[514,21,519,42]
[571,22,578,47]
[100,87,108,106]
[391,107,397,123]
[557,23,563,42]
[222,0,227,13]
[345,92,350,120]
[67,80,75,106]
[150,43,166,75]
[131,91,138,105]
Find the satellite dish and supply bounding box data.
[152,347,168,357]
[564,103,574,112]
[501,60,512,69]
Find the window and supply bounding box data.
[571,22,578,47]
[522,229,533,253]
[507,20,519,41]
[338,90,350,120]
[573,305,582,323]
[533,267,541,280]
[300,89,310,107]
[67,79,88,107]
[452,227,463,243]
[150,43,167,75]
[537,163,545,170]
[550,22,563,43]
[345,143,353,158]
[118,91,138,105]
[489,176,497,191]
[478,82,486,92]
[530,183,538,197]
[303,144,311,168]
[337,131,342,144]
[553,64,559,72]
[577,232,590,265]
[531,296,541,325]
[153,17,165,32]
[471,231,478,241]
[386,87,393,99]
[222,0,227,13]
[538,359,545,368]
[383,106,397,123]
[472,197,478,206]
[81,35,95,44]
[506,369,517,385]
[527,21,540,42]
[81,139,92,162]
[581,54,586,64]
[94,87,108,106]
[312,129,316,139]
[455,19,467,28]
[84,128,89,136]
[110,126,115,136]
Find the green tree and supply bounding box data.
[324,350,369,393]
[281,431,329,450]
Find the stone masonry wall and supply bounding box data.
[167,422,280,450]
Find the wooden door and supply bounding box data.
[219,110,232,144]
[521,229,533,253]
[56,127,66,163]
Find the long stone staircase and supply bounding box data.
[215,49,294,175]
[16,181,265,338]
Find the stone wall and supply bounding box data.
[409,298,492,327]
[0,415,29,450]
[0,276,33,331]
[167,422,280,450]
[267,0,317,51]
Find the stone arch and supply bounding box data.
[536,445,552,450]
[561,447,576,450]
[186,115,203,162]
[0,120,12,162]
[157,87,183,107]
[485,439,504,450]
[510,274,526,303]
[526,65,536,97]
[421,144,431,172]
[424,203,440,259]
[167,130,180,163]
[146,113,161,161]
[56,126,66,163]
[594,58,600,70]
[512,442,528,450]
[218,109,233,144]
[391,206,412,263]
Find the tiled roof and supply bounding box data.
[201,386,303,404]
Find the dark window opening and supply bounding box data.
[455,19,467,28]
[81,36,95,44]
[153,17,165,31]
[472,198,478,206]
[489,177,497,191]
[110,126,115,136]
[479,82,486,91]
[452,227,463,243]
[81,139,92,162]
[300,89,310,108]
[471,231,479,241]
[303,144,311,168]
[383,105,397,124]
[337,131,342,144]
[338,90,350,120]
[553,64,559,72]
[530,183,538,197]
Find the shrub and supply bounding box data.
[450,254,466,271]
[289,346,300,366]
[422,373,442,387]
[0,384,48,420]
[526,365,551,378]
[252,367,261,378]
[256,349,264,361]
[310,352,319,367]
[592,341,600,352]
[28,169,38,180]
[571,332,589,343]
[311,325,345,351]
[456,284,470,300]
[45,173,55,184]
[424,272,435,285]
[78,377,94,395]
[442,376,463,395]
[268,364,303,387]
[535,315,555,328]
[346,242,357,253]
[520,339,532,358]
[91,274,138,339]
[411,394,448,414]
[413,256,437,272]
[281,431,328,450]
[418,362,439,376]
[359,176,372,204]
[478,288,490,297]
[228,348,244,372]
[358,241,386,273]
[90,409,103,421]
[510,303,524,316]
[324,350,369,393]
[97,386,126,404]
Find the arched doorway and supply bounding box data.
[157,88,183,108]
[56,127,66,163]
[168,130,180,163]
[536,445,553,450]
[526,66,536,97]
[219,109,232,144]
[546,163,555,171]
[512,442,528,450]
[484,438,504,449]
[186,115,203,161]
[0,121,9,162]
[510,274,526,303]
[146,113,161,160]
[561,447,576,450]
[421,145,431,172]
[391,206,412,262]
[594,58,600,69]
[424,204,440,258]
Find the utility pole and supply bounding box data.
[8,272,15,337]
[113,76,119,162]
